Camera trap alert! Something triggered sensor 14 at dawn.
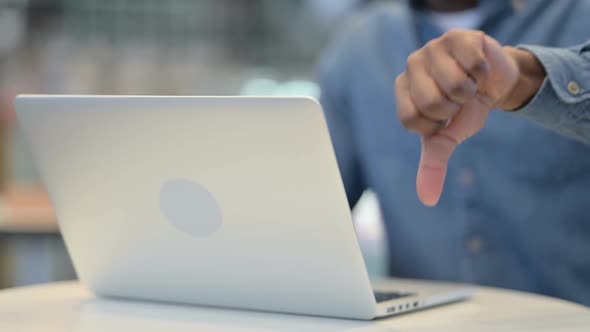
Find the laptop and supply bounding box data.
[14,95,472,320]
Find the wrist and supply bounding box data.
[499,47,546,111]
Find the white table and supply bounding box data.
[1,282,589,331]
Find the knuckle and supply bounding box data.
[394,74,407,97]
[424,39,438,51]
[469,31,486,51]
[397,109,419,130]
[406,52,422,69]
[472,30,486,41]
[424,39,442,58]
[397,108,412,126]
[398,113,411,129]
[444,29,464,41]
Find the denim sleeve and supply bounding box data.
[317,36,366,209]
[514,42,590,145]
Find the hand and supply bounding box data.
[394,29,545,206]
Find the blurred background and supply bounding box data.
[0,0,388,289]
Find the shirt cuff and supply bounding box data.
[513,43,590,126]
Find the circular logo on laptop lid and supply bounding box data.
[159,178,222,237]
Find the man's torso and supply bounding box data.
[323,0,590,305]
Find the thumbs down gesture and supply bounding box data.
[394,29,545,206]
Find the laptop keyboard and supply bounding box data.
[374,291,414,303]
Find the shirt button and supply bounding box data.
[512,0,526,12]
[458,168,474,187]
[568,81,581,95]
[466,236,483,254]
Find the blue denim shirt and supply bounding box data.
[318,0,590,305]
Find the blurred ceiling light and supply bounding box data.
[239,78,279,96]
[274,80,320,98]
[240,78,319,98]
